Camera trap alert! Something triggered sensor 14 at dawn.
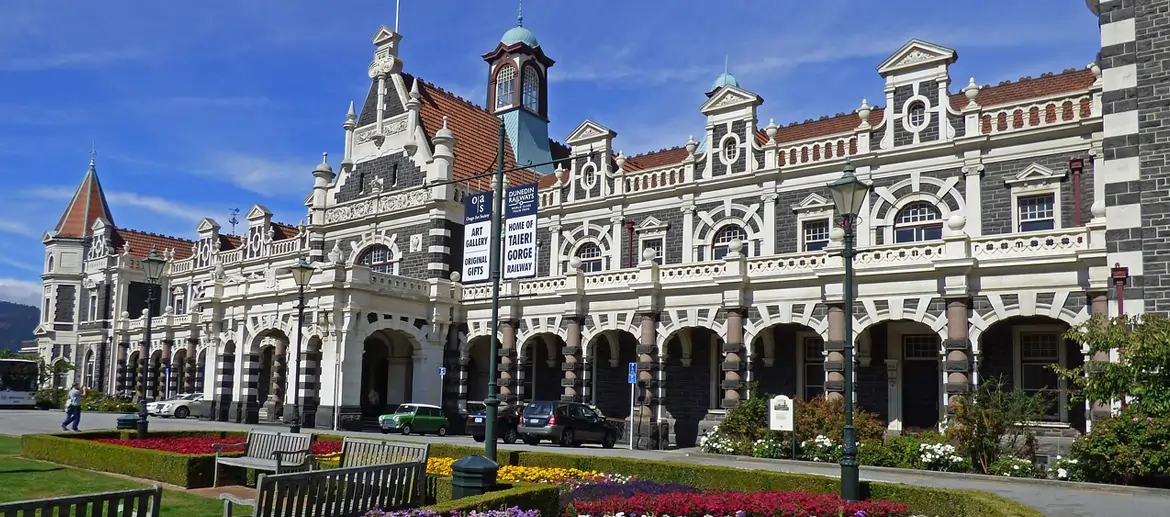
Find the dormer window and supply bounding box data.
[495,66,515,110]
[907,101,927,128]
[720,136,740,165]
[521,66,540,112]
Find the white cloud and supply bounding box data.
[124,96,272,113]
[0,278,41,307]
[0,49,150,72]
[200,153,314,197]
[0,256,40,274]
[0,220,41,239]
[22,187,211,225]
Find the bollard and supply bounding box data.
[116,414,139,431]
[450,455,499,499]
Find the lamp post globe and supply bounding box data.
[289,256,316,434]
[137,247,168,439]
[826,159,870,502]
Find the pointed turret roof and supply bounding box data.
[53,154,115,239]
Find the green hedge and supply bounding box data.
[422,483,560,517]
[20,432,238,488]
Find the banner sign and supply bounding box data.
[461,191,492,283]
[503,182,539,280]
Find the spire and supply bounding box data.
[89,141,96,167]
[517,0,523,26]
[53,152,116,238]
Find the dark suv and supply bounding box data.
[466,403,525,443]
[517,401,619,448]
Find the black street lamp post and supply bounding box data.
[137,247,168,439]
[826,159,871,502]
[288,256,317,434]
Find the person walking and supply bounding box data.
[61,384,86,431]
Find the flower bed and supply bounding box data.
[427,457,627,486]
[365,506,538,517]
[91,436,342,456]
[566,490,910,517]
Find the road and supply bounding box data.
[2,410,1167,517]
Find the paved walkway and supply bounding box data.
[3,409,1167,517]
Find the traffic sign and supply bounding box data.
[439,367,447,377]
[627,362,637,384]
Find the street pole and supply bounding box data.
[290,284,305,434]
[483,120,507,464]
[840,214,860,501]
[136,289,154,439]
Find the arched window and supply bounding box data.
[495,66,516,110]
[907,101,927,129]
[576,243,604,273]
[894,201,943,243]
[47,256,54,273]
[358,244,398,274]
[84,350,95,388]
[721,137,740,164]
[712,224,748,260]
[521,66,540,112]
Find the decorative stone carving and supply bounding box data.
[355,119,408,144]
[713,92,750,108]
[367,56,397,79]
[323,189,429,224]
[896,50,935,67]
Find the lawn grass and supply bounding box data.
[0,435,243,517]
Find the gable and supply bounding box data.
[197,218,221,233]
[877,39,957,77]
[700,85,762,113]
[246,205,272,220]
[565,119,616,145]
[791,193,833,213]
[1004,163,1066,187]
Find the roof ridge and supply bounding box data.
[627,145,685,160]
[117,227,195,243]
[414,75,488,114]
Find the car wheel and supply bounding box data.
[602,432,616,449]
[559,428,575,447]
[474,435,485,443]
[438,426,448,437]
[381,429,389,434]
[503,427,519,444]
[174,407,189,419]
[401,424,412,436]
[524,436,541,446]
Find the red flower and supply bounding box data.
[87,437,342,456]
[567,490,910,517]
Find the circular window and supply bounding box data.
[720,135,740,165]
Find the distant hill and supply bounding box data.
[0,301,38,352]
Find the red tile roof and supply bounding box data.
[112,228,194,260]
[53,163,115,238]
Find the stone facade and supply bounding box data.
[32,12,1145,452]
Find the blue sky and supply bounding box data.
[0,0,1100,306]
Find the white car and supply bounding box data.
[148,393,208,419]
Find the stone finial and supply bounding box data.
[946,214,967,232]
[553,166,565,186]
[725,238,744,260]
[346,101,356,121]
[685,135,698,155]
[490,176,499,192]
[829,227,845,244]
[164,305,174,314]
[450,271,461,282]
[121,311,130,319]
[1089,62,1102,82]
[435,115,454,140]
[409,77,422,100]
[641,247,657,263]
[765,118,778,143]
[962,78,980,106]
[569,256,582,272]
[856,99,872,125]
[1091,200,1106,219]
[615,151,627,171]
[328,241,342,263]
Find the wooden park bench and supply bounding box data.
[0,485,162,517]
[213,430,314,488]
[311,437,429,469]
[220,461,426,517]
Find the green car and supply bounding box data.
[379,403,449,436]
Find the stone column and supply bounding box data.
[273,340,287,403]
[562,317,583,402]
[115,342,129,395]
[161,340,174,399]
[138,342,149,401]
[721,308,745,408]
[636,312,658,410]
[1088,290,1110,421]
[184,338,197,393]
[824,304,846,399]
[942,298,971,411]
[498,321,517,404]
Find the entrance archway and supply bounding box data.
[662,327,722,448]
[978,315,1082,429]
[587,330,638,419]
[126,351,141,397]
[463,336,493,403]
[361,330,416,415]
[861,320,938,431]
[749,323,823,400]
[301,337,324,427]
[149,350,162,400]
[519,333,564,402]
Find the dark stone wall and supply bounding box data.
[593,332,638,419]
[336,152,426,204]
[1135,0,1170,313]
[126,283,162,320]
[54,285,75,323]
[858,330,889,422]
[981,153,1094,236]
[775,186,829,254]
[618,208,685,267]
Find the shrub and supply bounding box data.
[80,390,137,413]
[1066,408,1170,488]
[988,457,1036,478]
[945,377,1047,475]
[717,385,771,443]
[1045,456,1083,482]
[420,484,561,517]
[22,432,226,488]
[799,434,841,463]
[35,388,66,410]
[1058,313,1170,417]
[795,395,886,445]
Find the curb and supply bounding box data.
[684,451,1170,497]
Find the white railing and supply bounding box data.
[970,229,1088,258]
[269,238,301,256]
[778,134,859,168]
[624,166,688,195]
[980,94,1095,136]
[854,241,945,267]
[518,277,566,296]
[584,269,639,289]
[747,252,827,275]
[368,271,429,296]
[659,262,727,283]
[170,258,194,274]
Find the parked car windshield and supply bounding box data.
[395,405,417,414]
[176,393,201,401]
[522,401,556,416]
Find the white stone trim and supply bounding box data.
[1105,203,1142,230]
[1100,18,1135,48]
[901,94,932,135]
[1103,64,1137,91]
[1103,111,1140,139]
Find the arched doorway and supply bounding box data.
[587,330,638,419]
[978,316,1082,429]
[126,351,141,397]
[360,330,416,415]
[749,323,824,401]
[149,350,162,400]
[662,327,722,447]
[301,337,324,428]
[171,349,187,398]
[861,320,939,432]
[519,333,564,402]
[463,336,493,403]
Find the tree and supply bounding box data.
[945,377,1048,475]
[1057,313,1170,417]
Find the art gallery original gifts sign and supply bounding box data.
[503,182,539,280]
[461,191,492,283]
